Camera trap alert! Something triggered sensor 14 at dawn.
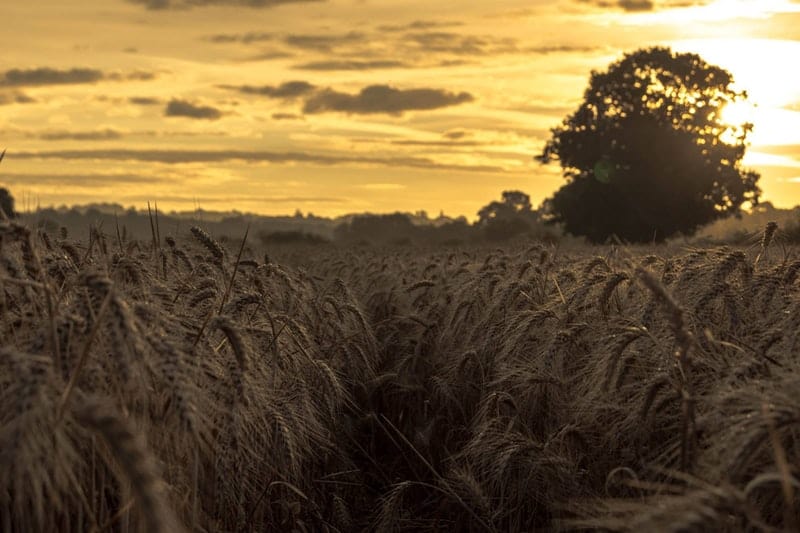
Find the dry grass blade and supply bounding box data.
[219,223,249,314]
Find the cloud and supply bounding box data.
[0,67,158,87]
[528,45,605,54]
[220,80,316,98]
[0,91,35,105]
[109,70,158,81]
[389,139,481,147]
[129,96,161,105]
[165,99,223,119]
[574,0,709,11]
[360,183,406,191]
[124,194,345,204]
[206,31,273,43]
[302,85,474,115]
[271,113,304,120]
[284,31,365,51]
[404,32,518,55]
[12,148,508,172]
[0,67,104,87]
[293,60,407,71]
[0,172,163,186]
[443,129,470,140]
[128,0,323,9]
[378,20,463,32]
[39,128,125,141]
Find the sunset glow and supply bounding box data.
[1,0,799,217]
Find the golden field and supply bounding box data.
[1,219,798,532]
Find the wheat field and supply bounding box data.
[1,218,798,532]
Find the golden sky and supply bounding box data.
[1,0,799,218]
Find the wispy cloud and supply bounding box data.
[378,20,463,32]
[361,183,407,190]
[39,128,125,141]
[284,31,365,51]
[0,172,164,186]
[293,60,407,71]
[11,148,509,172]
[127,0,323,10]
[220,80,316,98]
[403,31,519,55]
[206,31,274,43]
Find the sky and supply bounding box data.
[1,0,800,218]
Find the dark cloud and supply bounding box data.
[292,60,407,71]
[574,0,709,11]
[443,129,470,140]
[128,0,323,9]
[39,128,125,141]
[284,31,365,51]
[575,0,653,10]
[0,67,157,87]
[302,85,474,115]
[110,70,158,81]
[0,67,104,87]
[12,148,507,173]
[165,99,223,120]
[220,80,316,98]
[619,0,654,9]
[129,96,161,105]
[0,91,35,105]
[271,113,304,120]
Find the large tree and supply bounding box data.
[538,47,760,243]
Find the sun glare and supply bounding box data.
[718,99,756,143]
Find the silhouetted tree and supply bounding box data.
[334,213,417,245]
[0,188,15,218]
[538,47,760,243]
[477,191,541,241]
[477,190,533,224]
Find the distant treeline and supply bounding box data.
[19,192,560,247]
[15,196,800,248]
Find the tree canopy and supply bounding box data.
[538,46,760,243]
